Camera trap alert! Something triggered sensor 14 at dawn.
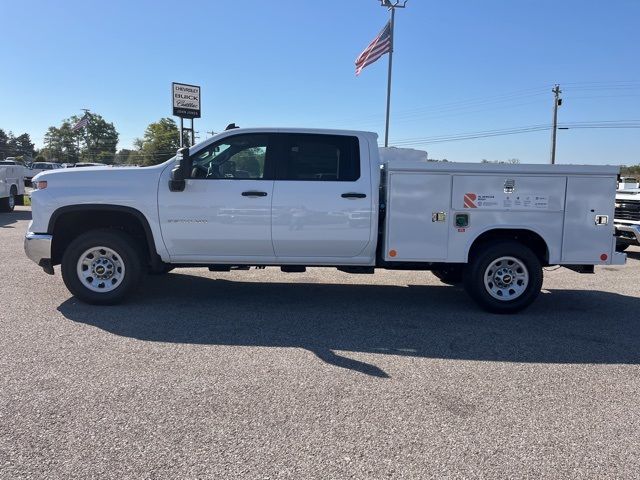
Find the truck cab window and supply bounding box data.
[277,134,360,181]
[191,134,269,180]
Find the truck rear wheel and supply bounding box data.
[464,241,543,314]
[61,229,143,305]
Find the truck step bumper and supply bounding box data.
[24,232,54,274]
[610,251,627,265]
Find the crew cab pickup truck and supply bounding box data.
[24,128,625,313]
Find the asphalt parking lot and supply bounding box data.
[1,206,640,479]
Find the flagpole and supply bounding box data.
[384,6,394,148]
[381,1,406,147]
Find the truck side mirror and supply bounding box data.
[169,147,191,192]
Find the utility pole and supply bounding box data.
[550,84,562,164]
[78,108,91,161]
[380,0,407,147]
[206,130,217,138]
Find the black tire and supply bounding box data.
[61,229,143,305]
[432,266,464,285]
[0,186,17,212]
[0,196,12,212]
[463,241,543,314]
[615,241,630,252]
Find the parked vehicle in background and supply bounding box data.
[74,162,106,168]
[614,186,640,251]
[1,158,30,187]
[27,162,62,183]
[0,161,25,212]
[618,176,639,190]
[61,163,75,168]
[25,127,625,313]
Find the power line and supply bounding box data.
[389,121,640,147]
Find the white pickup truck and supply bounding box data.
[0,161,26,212]
[24,127,625,313]
[614,187,640,251]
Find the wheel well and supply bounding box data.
[49,207,158,266]
[468,229,549,265]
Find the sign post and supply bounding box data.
[172,82,201,147]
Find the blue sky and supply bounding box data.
[1,0,638,164]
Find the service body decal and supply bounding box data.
[464,193,549,210]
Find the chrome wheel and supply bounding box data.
[483,256,529,301]
[76,246,126,293]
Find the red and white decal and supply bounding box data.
[463,193,477,209]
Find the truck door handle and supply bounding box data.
[341,192,367,199]
[241,191,268,197]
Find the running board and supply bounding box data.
[337,266,375,274]
[564,264,595,274]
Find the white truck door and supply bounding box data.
[271,133,373,258]
[158,133,275,261]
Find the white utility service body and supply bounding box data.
[24,127,625,313]
[0,162,25,212]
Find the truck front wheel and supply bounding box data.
[464,241,543,314]
[61,229,143,305]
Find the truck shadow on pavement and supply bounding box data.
[58,273,640,378]
[0,209,31,228]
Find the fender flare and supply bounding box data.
[47,204,162,266]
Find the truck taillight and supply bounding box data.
[35,181,47,190]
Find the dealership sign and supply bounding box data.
[172,82,201,118]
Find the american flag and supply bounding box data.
[355,21,392,76]
[72,114,90,132]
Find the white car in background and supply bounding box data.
[27,162,62,183]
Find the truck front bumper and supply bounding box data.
[24,232,54,274]
[615,223,640,245]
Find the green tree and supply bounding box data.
[9,133,35,157]
[135,118,181,166]
[114,148,134,165]
[43,121,79,162]
[42,113,119,164]
[75,114,118,163]
[621,164,640,176]
[0,129,9,159]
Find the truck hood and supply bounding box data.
[32,162,171,185]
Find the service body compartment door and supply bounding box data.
[562,176,616,263]
[385,172,451,261]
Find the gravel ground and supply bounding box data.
[1,206,639,479]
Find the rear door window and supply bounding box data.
[276,134,360,181]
